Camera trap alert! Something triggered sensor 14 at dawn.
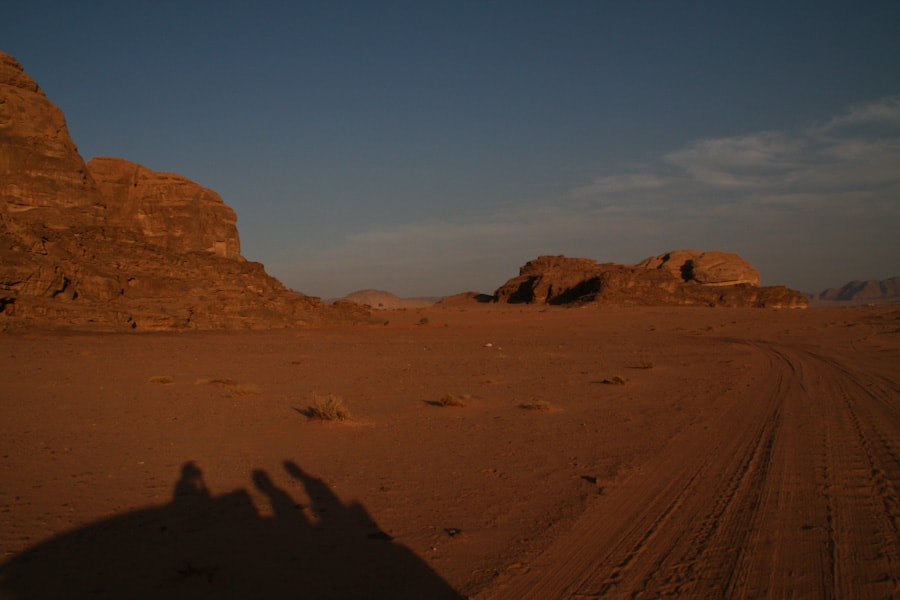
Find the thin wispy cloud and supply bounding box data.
[664,132,805,188]
[570,173,668,198]
[813,96,900,136]
[572,96,900,218]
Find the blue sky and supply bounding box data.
[4,2,899,297]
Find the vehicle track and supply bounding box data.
[480,337,900,599]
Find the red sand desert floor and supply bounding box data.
[2,305,899,598]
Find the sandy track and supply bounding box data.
[482,336,900,599]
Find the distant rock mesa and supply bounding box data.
[493,252,807,308]
[816,277,900,304]
[339,289,437,310]
[0,51,365,330]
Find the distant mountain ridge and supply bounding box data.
[816,277,900,304]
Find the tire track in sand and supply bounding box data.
[479,338,900,599]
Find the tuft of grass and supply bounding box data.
[306,393,351,421]
[148,375,173,384]
[602,375,628,385]
[438,393,467,407]
[520,399,552,411]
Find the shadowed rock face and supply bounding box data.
[0,51,367,330]
[494,254,807,308]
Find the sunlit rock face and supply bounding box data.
[1,51,366,330]
[0,53,104,228]
[493,253,806,308]
[637,249,761,287]
[88,157,241,259]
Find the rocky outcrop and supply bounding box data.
[637,250,760,286]
[1,51,368,330]
[493,253,807,309]
[816,277,900,304]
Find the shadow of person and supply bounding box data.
[173,461,210,502]
[252,469,303,521]
[0,461,463,599]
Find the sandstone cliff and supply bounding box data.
[0,51,366,330]
[0,53,104,228]
[88,157,242,259]
[493,254,807,308]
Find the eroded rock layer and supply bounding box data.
[88,157,242,259]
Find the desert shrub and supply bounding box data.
[520,399,552,411]
[306,393,351,421]
[438,393,467,407]
[602,375,628,385]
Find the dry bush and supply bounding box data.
[438,393,467,407]
[520,399,552,411]
[306,393,351,421]
[602,375,628,385]
[148,375,173,384]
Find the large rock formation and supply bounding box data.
[816,277,900,304]
[0,51,366,330]
[493,253,807,308]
